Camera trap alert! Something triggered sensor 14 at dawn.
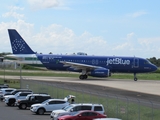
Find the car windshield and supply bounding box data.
[41,99,50,104]
[63,104,73,111]
[14,92,20,97]
[26,95,31,100]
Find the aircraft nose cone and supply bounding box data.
[153,65,158,71]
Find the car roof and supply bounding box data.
[70,103,103,106]
[16,91,33,94]
[0,88,16,90]
[27,93,50,96]
[47,99,68,102]
[78,110,102,113]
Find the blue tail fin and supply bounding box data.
[8,29,35,54]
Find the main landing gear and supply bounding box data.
[134,73,138,81]
[79,75,88,80]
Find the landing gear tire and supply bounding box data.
[134,78,137,81]
[79,75,88,80]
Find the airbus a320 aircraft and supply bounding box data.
[8,29,157,81]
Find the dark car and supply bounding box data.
[58,110,107,120]
[17,93,51,109]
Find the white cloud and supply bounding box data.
[112,42,130,51]
[2,6,24,20]
[138,37,160,51]
[27,0,65,10]
[29,25,109,55]
[9,6,24,11]
[126,32,135,40]
[128,11,148,18]
[2,11,24,20]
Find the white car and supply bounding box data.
[50,103,105,120]
[4,91,33,106]
[0,88,16,100]
[30,99,70,115]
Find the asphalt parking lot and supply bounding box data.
[0,101,51,120]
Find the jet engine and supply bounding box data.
[89,68,110,77]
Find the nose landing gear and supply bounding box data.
[134,73,138,81]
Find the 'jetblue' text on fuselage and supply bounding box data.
[106,58,130,66]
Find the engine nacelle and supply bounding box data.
[89,68,110,77]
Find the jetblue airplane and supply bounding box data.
[8,29,158,81]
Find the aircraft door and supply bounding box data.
[133,58,139,68]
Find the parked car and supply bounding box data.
[17,93,51,109]
[30,99,70,115]
[3,89,32,96]
[0,84,9,89]
[0,88,16,100]
[58,110,107,120]
[4,91,33,106]
[50,103,106,120]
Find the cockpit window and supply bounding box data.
[144,60,151,64]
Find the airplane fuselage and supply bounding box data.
[37,54,157,74]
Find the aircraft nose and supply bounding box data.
[152,65,158,71]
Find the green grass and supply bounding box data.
[0,78,20,88]
[0,69,160,80]
[110,73,160,80]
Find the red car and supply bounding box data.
[58,110,107,120]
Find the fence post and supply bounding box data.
[116,95,118,118]
[150,100,153,120]
[106,94,108,116]
[137,98,140,120]
[126,96,129,120]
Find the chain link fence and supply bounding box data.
[21,78,160,120]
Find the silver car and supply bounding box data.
[30,99,70,115]
[0,88,16,100]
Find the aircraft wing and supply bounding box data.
[60,61,101,71]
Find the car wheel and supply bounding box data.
[37,108,45,115]
[9,99,15,106]
[20,103,27,109]
[7,103,11,106]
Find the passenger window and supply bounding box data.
[6,90,13,92]
[73,106,81,111]
[94,106,102,111]
[89,112,97,116]
[81,112,88,116]
[49,101,56,104]
[55,101,65,104]
[81,106,92,110]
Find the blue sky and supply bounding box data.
[0,0,160,58]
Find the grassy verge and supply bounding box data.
[0,78,20,88]
[0,69,160,80]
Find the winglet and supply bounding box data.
[8,29,35,54]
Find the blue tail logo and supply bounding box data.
[8,29,35,54]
